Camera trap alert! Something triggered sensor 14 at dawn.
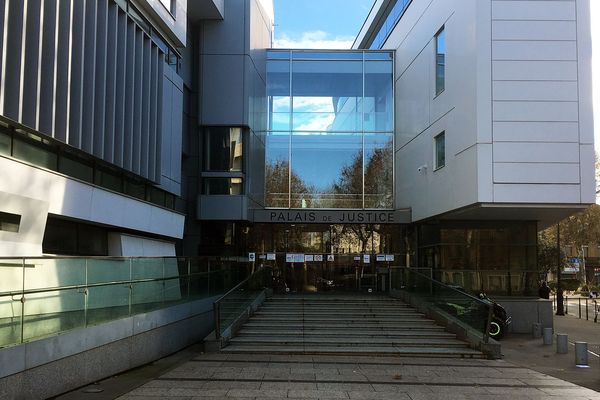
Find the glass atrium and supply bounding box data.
[266,50,394,209]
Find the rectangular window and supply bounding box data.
[204,127,243,172]
[59,153,93,183]
[94,167,123,192]
[435,27,445,96]
[434,132,445,170]
[158,0,175,15]
[203,178,244,195]
[13,136,58,170]
[0,129,11,156]
[0,211,21,233]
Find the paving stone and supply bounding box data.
[226,389,288,398]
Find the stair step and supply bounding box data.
[243,322,440,329]
[237,330,454,338]
[229,337,468,347]
[221,345,485,358]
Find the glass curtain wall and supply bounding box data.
[266,50,394,209]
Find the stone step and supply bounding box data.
[229,336,469,348]
[221,345,485,358]
[243,322,440,329]
[249,316,429,323]
[237,330,455,339]
[255,311,422,317]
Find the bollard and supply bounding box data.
[543,327,553,345]
[556,334,568,354]
[532,323,542,338]
[575,342,589,367]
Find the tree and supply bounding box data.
[265,159,314,207]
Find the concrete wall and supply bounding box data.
[357,0,594,222]
[499,298,554,334]
[0,296,217,400]
[198,0,272,217]
[0,157,184,256]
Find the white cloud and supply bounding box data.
[274,31,354,49]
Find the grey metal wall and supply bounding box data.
[0,0,175,185]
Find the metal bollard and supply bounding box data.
[556,334,568,354]
[532,323,542,338]
[575,342,589,367]
[543,327,553,345]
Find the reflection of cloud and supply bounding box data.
[294,114,335,131]
[274,31,354,49]
[293,97,334,112]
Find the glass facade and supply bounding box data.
[369,0,413,49]
[266,50,394,209]
[435,27,446,95]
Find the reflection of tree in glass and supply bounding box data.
[265,159,314,207]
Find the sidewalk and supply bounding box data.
[501,312,600,392]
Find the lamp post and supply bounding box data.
[556,222,564,316]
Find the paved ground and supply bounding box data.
[56,313,600,400]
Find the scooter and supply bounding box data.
[478,293,511,340]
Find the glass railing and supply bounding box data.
[214,266,272,340]
[0,256,251,348]
[391,267,493,342]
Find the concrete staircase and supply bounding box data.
[221,295,485,358]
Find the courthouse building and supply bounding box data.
[0,0,594,296]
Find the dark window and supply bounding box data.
[0,212,21,233]
[435,132,445,169]
[12,135,58,170]
[435,27,446,95]
[59,153,93,183]
[95,167,123,192]
[204,127,244,172]
[124,178,146,200]
[147,186,166,206]
[0,128,11,156]
[43,218,108,256]
[203,178,244,195]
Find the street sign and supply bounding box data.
[267,253,276,261]
[314,255,323,262]
[248,253,256,262]
[385,255,395,262]
[305,255,314,262]
[327,254,335,262]
[363,255,371,264]
[376,255,386,262]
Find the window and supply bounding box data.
[203,178,244,195]
[13,135,58,170]
[158,0,175,15]
[0,129,10,156]
[435,27,445,96]
[0,212,21,233]
[59,153,93,183]
[204,127,243,172]
[434,132,445,169]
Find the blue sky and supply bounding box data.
[273,0,374,48]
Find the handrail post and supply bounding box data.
[483,303,493,344]
[214,301,221,340]
[579,297,581,319]
[20,258,25,344]
[586,298,589,320]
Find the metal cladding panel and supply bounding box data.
[81,0,97,154]
[2,0,24,120]
[53,0,71,143]
[67,0,85,148]
[93,0,108,159]
[38,0,57,135]
[0,0,173,185]
[21,0,42,127]
[103,2,118,164]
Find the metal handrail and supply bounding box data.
[0,271,212,298]
[394,266,494,343]
[213,267,267,340]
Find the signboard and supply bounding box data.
[314,255,323,262]
[248,253,256,262]
[305,255,314,262]
[354,256,361,261]
[267,253,276,261]
[327,254,335,262]
[385,255,395,262]
[285,254,305,263]
[253,209,410,224]
[259,254,266,260]
[363,255,371,264]
[376,255,386,262]
[564,257,580,274]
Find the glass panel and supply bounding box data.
[189,259,209,299]
[291,132,362,208]
[148,186,166,206]
[364,61,393,132]
[292,51,364,60]
[436,28,446,95]
[364,133,393,208]
[265,132,290,208]
[267,50,290,59]
[0,259,23,346]
[204,127,243,172]
[13,137,57,170]
[87,259,130,325]
[24,258,86,290]
[95,167,122,192]
[0,129,10,156]
[267,60,290,131]
[365,52,394,60]
[203,178,243,195]
[435,133,445,169]
[292,60,362,132]
[124,179,146,200]
[78,225,108,256]
[22,288,85,342]
[59,154,93,183]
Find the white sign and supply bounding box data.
[327,254,335,262]
[286,253,305,263]
[286,254,293,263]
[354,256,361,261]
[267,253,276,261]
[248,252,256,262]
[363,255,371,264]
[376,254,386,262]
[385,254,395,262]
[305,255,314,262]
[314,254,323,262]
[259,254,266,260]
